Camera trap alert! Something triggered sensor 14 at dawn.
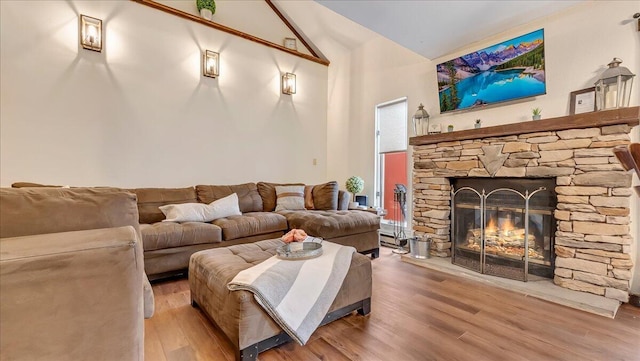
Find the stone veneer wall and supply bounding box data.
[412,124,634,302]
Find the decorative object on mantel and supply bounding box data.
[532,107,542,120]
[283,38,297,51]
[412,103,430,136]
[595,58,635,110]
[474,119,481,128]
[428,123,442,134]
[196,0,216,20]
[569,87,596,115]
[345,176,364,209]
[447,124,454,132]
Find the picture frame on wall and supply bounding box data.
[569,87,596,115]
[283,38,297,51]
[436,29,546,113]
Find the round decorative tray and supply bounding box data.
[276,241,323,260]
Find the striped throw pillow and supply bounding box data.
[275,185,305,211]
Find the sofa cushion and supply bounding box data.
[338,190,350,210]
[197,184,262,213]
[0,188,139,238]
[275,185,305,211]
[278,210,380,238]
[140,222,222,251]
[304,185,315,209]
[160,193,241,223]
[257,182,304,212]
[132,187,197,224]
[11,182,62,188]
[212,212,288,241]
[311,181,339,210]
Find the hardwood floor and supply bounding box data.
[145,247,640,361]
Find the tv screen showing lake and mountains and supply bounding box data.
[437,29,546,113]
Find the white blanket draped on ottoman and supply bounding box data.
[227,241,355,345]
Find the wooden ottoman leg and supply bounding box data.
[239,344,258,361]
[357,297,371,316]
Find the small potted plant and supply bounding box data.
[474,119,481,129]
[345,176,364,209]
[447,124,454,132]
[197,0,216,20]
[532,107,542,120]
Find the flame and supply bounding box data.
[486,217,497,233]
[484,216,515,236]
[501,216,514,235]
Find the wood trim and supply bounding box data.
[131,0,330,66]
[410,106,640,146]
[264,0,319,59]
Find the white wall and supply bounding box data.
[0,0,328,188]
[320,1,640,291]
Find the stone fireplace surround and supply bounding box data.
[409,107,640,303]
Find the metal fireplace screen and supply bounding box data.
[451,178,556,281]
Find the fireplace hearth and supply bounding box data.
[451,178,556,281]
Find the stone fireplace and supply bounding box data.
[409,107,639,303]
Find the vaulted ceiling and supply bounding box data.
[314,0,584,59]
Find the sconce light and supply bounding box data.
[203,50,219,78]
[412,103,430,136]
[80,15,102,52]
[594,58,635,110]
[282,72,296,95]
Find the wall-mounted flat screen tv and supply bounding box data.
[437,29,545,113]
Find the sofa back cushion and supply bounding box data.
[311,181,339,210]
[0,187,139,238]
[257,182,305,212]
[11,182,62,188]
[338,190,350,210]
[196,183,262,213]
[132,187,197,224]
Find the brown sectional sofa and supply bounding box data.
[10,180,381,280]
[0,187,154,361]
[132,181,380,279]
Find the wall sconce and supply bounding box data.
[203,50,219,78]
[80,15,102,52]
[282,72,296,95]
[595,58,635,110]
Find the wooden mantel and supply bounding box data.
[409,106,640,146]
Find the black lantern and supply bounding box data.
[595,58,635,110]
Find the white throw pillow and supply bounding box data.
[275,185,305,211]
[159,202,213,223]
[208,192,242,220]
[160,193,241,222]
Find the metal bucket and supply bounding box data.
[409,236,431,259]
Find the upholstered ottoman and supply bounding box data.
[277,210,381,258]
[189,238,372,361]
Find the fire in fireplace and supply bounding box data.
[451,178,557,281]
